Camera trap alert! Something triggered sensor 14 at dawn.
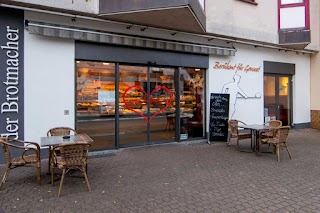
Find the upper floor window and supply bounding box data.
[279,0,309,30]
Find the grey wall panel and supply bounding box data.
[0,7,24,163]
[99,0,188,14]
[264,61,295,75]
[75,42,209,68]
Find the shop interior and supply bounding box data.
[76,61,205,149]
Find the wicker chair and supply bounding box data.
[46,127,77,173]
[47,127,77,137]
[259,126,292,162]
[0,137,41,190]
[228,120,252,150]
[262,120,282,138]
[51,142,91,197]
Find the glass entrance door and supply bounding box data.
[119,66,176,146]
[264,75,292,126]
[119,65,148,146]
[149,67,176,143]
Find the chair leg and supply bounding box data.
[276,144,280,162]
[36,166,41,186]
[48,148,51,173]
[272,145,276,154]
[82,166,91,192]
[258,139,262,156]
[285,144,292,160]
[227,134,231,146]
[58,168,66,197]
[237,138,240,151]
[51,163,55,187]
[0,164,10,191]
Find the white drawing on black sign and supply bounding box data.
[221,72,261,119]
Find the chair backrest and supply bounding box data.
[264,120,282,137]
[57,142,90,167]
[276,126,290,143]
[264,120,282,128]
[47,127,77,137]
[0,137,11,163]
[228,120,239,135]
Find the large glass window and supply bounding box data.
[76,61,116,149]
[76,61,206,148]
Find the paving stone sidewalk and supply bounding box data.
[1,128,320,213]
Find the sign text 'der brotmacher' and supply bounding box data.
[1,26,20,139]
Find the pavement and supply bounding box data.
[1,128,320,213]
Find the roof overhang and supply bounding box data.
[99,0,206,33]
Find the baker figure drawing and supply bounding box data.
[222,74,247,118]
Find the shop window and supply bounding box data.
[279,0,309,30]
[76,61,116,149]
[179,68,205,139]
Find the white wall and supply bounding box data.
[24,31,75,143]
[207,44,310,132]
[206,0,278,44]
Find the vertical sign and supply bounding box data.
[209,93,229,142]
[0,7,24,140]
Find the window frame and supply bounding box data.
[278,0,310,31]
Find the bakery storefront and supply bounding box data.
[75,42,208,150]
[1,7,235,151]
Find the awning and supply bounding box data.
[25,21,236,56]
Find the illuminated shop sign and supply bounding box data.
[214,61,261,72]
[0,8,24,139]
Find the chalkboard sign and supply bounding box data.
[209,93,230,142]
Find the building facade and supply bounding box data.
[0,0,319,153]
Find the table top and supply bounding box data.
[239,124,278,131]
[40,134,93,147]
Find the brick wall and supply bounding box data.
[311,110,320,129]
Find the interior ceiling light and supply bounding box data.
[103,62,109,65]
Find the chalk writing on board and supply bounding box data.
[209,93,230,142]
